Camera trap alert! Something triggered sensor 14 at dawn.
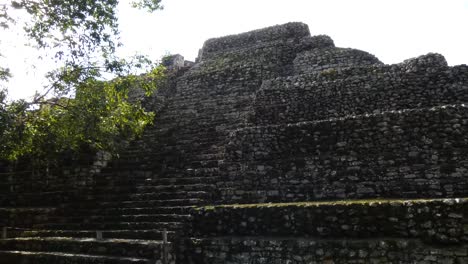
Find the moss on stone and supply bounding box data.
[195,197,468,211]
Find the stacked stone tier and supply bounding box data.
[1,22,467,263]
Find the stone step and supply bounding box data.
[126,130,226,142]
[62,206,194,216]
[92,176,220,189]
[159,165,220,173]
[105,206,194,215]
[188,159,220,169]
[91,175,221,191]
[160,170,220,180]
[33,221,184,231]
[0,237,169,259]
[107,149,223,168]
[135,183,216,193]
[10,228,178,240]
[193,153,225,161]
[0,250,151,264]
[0,181,71,194]
[125,131,224,144]
[149,176,221,186]
[82,186,207,199]
[88,185,137,194]
[156,107,245,118]
[160,109,250,120]
[109,151,224,164]
[102,198,206,208]
[128,191,210,201]
[94,170,151,180]
[0,207,58,214]
[96,163,221,178]
[0,191,77,207]
[47,214,191,224]
[85,191,211,202]
[0,207,59,228]
[128,134,224,147]
[165,94,252,103]
[73,190,210,204]
[91,175,222,194]
[164,97,252,108]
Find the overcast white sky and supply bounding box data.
[2,0,468,99]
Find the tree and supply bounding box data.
[0,0,165,163]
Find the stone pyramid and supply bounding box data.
[1,22,467,263]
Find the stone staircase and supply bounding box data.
[0,23,310,263]
[0,174,192,263]
[1,22,468,263]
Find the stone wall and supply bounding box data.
[0,207,57,227]
[0,150,109,192]
[221,105,468,203]
[0,151,113,208]
[187,198,467,263]
[186,237,468,264]
[293,47,382,74]
[191,198,467,244]
[249,54,468,125]
[198,22,311,61]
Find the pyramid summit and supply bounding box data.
[1,22,468,263]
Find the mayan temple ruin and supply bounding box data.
[0,22,467,263]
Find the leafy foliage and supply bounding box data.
[0,90,29,160]
[131,0,163,12]
[0,67,11,82]
[1,66,165,162]
[0,0,165,163]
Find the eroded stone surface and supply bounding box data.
[1,22,468,263]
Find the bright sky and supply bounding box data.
[2,0,468,100]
